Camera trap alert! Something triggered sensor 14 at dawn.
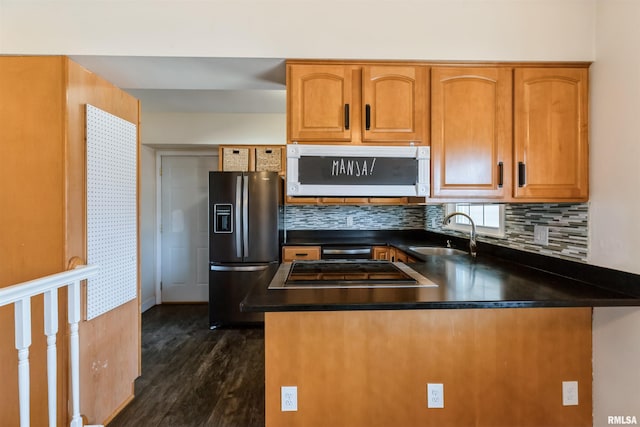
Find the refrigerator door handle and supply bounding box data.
[210,264,269,272]
[242,174,249,258]
[235,175,242,258]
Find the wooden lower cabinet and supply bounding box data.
[282,246,321,262]
[265,308,592,427]
[373,246,416,263]
[372,246,390,260]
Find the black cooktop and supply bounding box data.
[286,260,417,285]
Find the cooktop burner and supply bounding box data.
[268,260,438,289]
[287,260,417,285]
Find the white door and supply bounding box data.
[161,156,216,302]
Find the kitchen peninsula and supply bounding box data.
[242,230,640,427]
[241,57,638,426]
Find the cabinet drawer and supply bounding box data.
[282,246,321,262]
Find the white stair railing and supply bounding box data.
[0,264,99,427]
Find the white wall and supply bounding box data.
[140,145,157,312]
[591,1,640,424]
[1,0,594,61]
[141,112,285,147]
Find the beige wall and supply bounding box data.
[591,1,640,425]
[141,112,285,147]
[1,0,594,60]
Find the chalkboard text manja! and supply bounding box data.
[332,157,376,177]
[298,156,418,185]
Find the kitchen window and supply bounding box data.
[444,203,505,238]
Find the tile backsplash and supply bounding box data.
[285,202,589,262]
[426,203,588,262]
[285,205,426,230]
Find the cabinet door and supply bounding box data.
[289,64,353,142]
[514,68,588,200]
[431,67,512,199]
[362,65,426,143]
[372,246,390,260]
[392,248,408,263]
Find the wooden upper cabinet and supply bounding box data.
[514,68,589,201]
[361,65,426,143]
[289,64,353,142]
[431,67,512,199]
[287,62,427,145]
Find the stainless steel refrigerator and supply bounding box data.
[208,171,282,328]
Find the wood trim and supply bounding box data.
[136,99,142,376]
[265,308,592,427]
[286,59,593,68]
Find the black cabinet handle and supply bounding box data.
[295,253,308,257]
[344,104,350,130]
[365,104,371,130]
[498,162,504,188]
[518,162,526,187]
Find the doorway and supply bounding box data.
[159,154,217,302]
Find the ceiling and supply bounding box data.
[70,56,287,113]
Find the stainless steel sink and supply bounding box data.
[408,246,468,256]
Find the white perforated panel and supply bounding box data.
[86,104,138,320]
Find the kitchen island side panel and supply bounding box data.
[265,308,592,427]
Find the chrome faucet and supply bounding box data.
[442,212,477,258]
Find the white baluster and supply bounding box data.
[14,298,32,427]
[44,289,58,427]
[68,280,82,427]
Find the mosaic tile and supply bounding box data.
[285,202,589,263]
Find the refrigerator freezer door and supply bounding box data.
[208,262,278,328]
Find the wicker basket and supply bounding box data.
[222,148,250,171]
[255,147,282,172]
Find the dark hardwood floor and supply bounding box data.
[108,304,265,427]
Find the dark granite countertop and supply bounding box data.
[241,230,640,312]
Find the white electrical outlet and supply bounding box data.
[346,215,354,227]
[427,383,444,408]
[562,381,579,406]
[281,386,298,411]
[533,225,549,245]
